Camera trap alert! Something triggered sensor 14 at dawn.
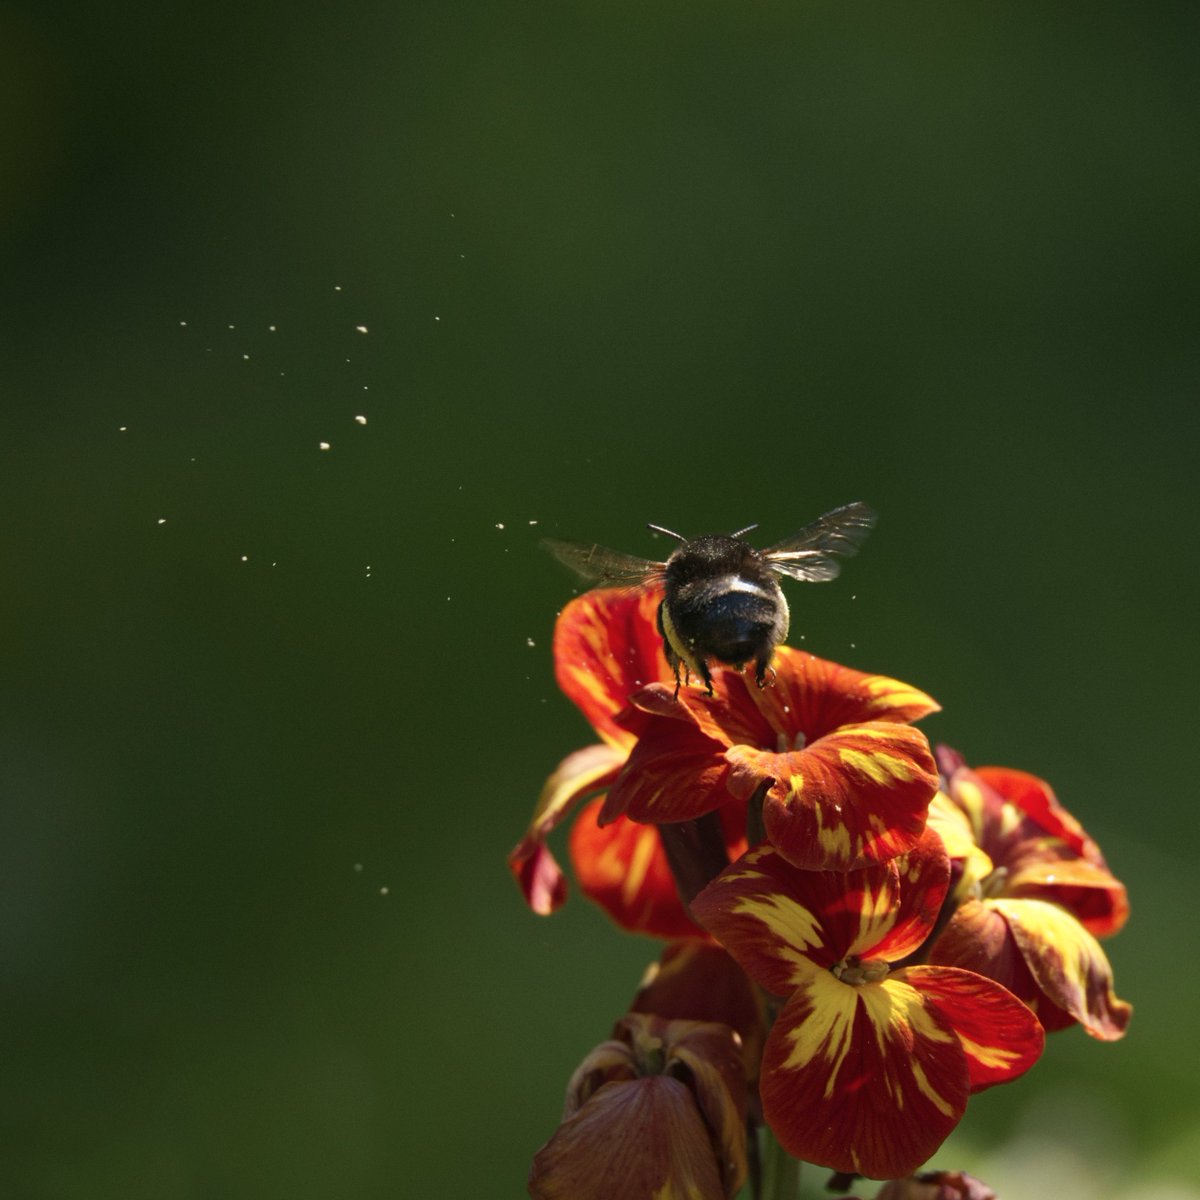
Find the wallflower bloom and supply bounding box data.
[528,1013,747,1200]
[926,749,1131,1039]
[508,587,742,937]
[691,829,1044,1180]
[602,647,941,871]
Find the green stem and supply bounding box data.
[759,1124,801,1200]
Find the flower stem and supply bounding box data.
[759,1124,801,1200]
[657,813,730,908]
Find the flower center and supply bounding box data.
[774,730,807,753]
[980,866,1009,900]
[831,955,890,986]
[633,1036,667,1076]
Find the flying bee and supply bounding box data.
[543,501,876,696]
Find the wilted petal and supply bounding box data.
[631,942,768,1077]
[509,743,626,915]
[529,1075,727,1200]
[760,970,969,1180]
[535,1014,747,1200]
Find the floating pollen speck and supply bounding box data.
[354,415,367,425]
[355,324,368,334]
[319,441,331,451]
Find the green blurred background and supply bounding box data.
[2,1,1196,1196]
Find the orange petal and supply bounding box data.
[974,766,1104,864]
[928,899,1038,1002]
[553,587,671,747]
[569,800,704,940]
[1006,856,1129,938]
[898,965,1044,1091]
[601,720,733,826]
[748,646,941,738]
[730,722,937,871]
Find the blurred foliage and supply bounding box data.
[0,0,1196,1196]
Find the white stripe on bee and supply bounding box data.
[719,575,773,598]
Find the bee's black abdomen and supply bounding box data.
[662,535,787,672]
[671,586,780,663]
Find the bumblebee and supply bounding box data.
[543,501,876,695]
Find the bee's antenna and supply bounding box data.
[729,523,759,538]
[647,523,686,542]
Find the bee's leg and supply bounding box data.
[658,603,685,698]
[699,659,715,697]
[754,653,777,689]
[663,643,685,699]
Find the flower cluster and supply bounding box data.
[513,588,1131,1196]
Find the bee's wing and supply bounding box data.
[541,539,665,588]
[762,501,877,582]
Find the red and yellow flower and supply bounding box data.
[601,647,941,871]
[508,587,743,938]
[926,748,1131,1039]
[690,828,1044,1181]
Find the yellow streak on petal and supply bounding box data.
[810,785,856,861]
[844,724,915,741]
[652,1181,705,1200]
[729,888,823,970]
[864,676,938,713]
[956,1031,1025,1076]
[776,970,858,1087]
[992,896,1104,993]
[860,979,957,1117]
[563,668,637,750]
[950,777,1017,844]
[838,747,917,787]
[849,883,897,957]
[620,826,659,907]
